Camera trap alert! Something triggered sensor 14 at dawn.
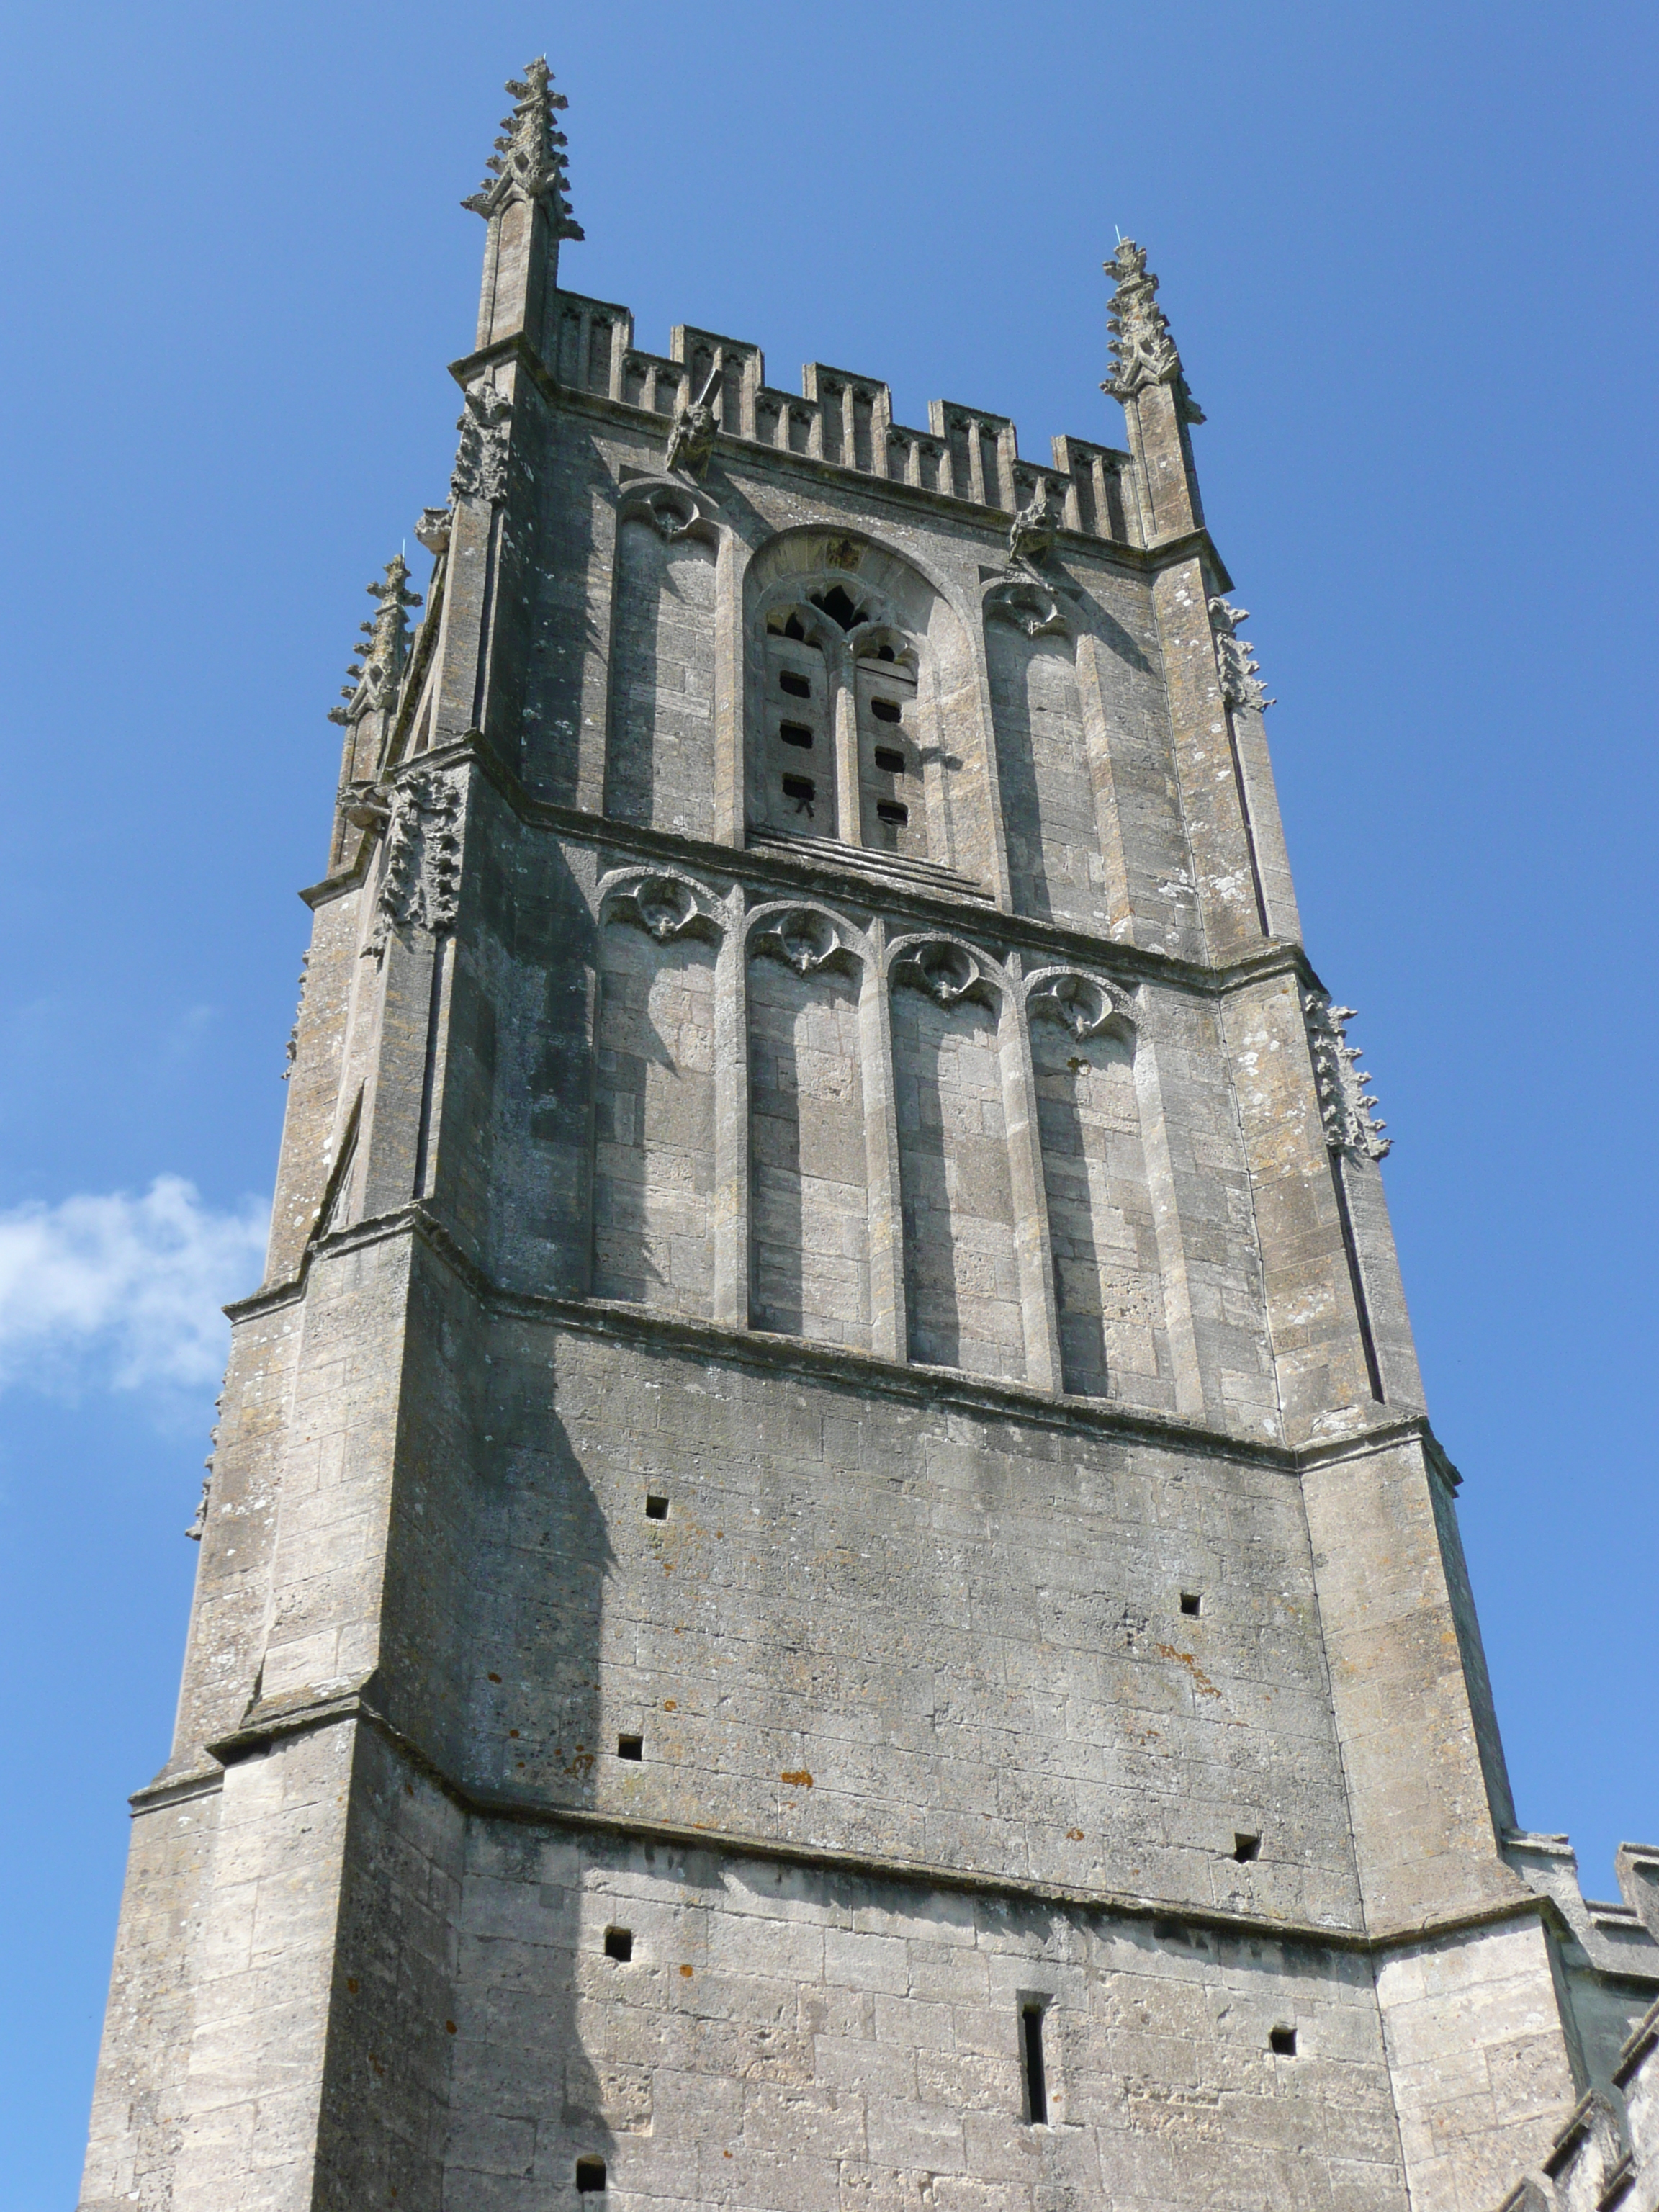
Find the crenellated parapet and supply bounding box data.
[540,286,1151,549]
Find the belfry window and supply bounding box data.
[755,592,932,863]
[761,611,833,837]
[857,652,922,856]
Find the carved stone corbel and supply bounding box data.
[889,935,1002,1010]
[1024,966,1130,1040]
[415,506,453,556]
[598,867,724,944]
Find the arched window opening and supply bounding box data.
[812,584,865,631]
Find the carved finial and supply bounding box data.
[1008,480,1061,569]
[1304,990,1390,1160]
[462,57,584,236]
[1102,240,1204,423]
[328,554,421,727]
[1209,598,1276,713]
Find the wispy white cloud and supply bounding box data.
[0,1177,269,1395]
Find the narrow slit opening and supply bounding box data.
[876,801,909,826]
[871,696,902,723]
[873,747,907,775]
[780,721,815,750]
[780,670,811,698]
[781,774,816,817]
[1020,2004,1048,2124]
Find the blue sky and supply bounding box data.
[2,1,1655,2199]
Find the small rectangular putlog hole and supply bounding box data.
[876,801,909,826]
[780,670,811,698]
[1233,1833,1261,1862]
[603,1926,633,1961]
[644,1494,668,1521]
[871,696,902,722]
[873,747,906,774]
[1020,2004,1048,2123]
[617,1734,644,1761]
[1180,1591,1202,1617]
[1269,2026,1298,2057]
[576,2157,608,2192]
[780,721,814,750]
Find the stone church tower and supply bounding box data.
[81,59,1659,2212]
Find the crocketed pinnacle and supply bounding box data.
[462,56,584,236]
[1102,240,1204,423]
[328,555,422,726]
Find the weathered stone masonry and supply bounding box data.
[80,57,1658,2212]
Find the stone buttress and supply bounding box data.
[78,59,1658,2212]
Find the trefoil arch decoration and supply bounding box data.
[1022,966,1133,1041]
[886,934,1004,1012]
[982,575,1070,642]
[745,901,870,979]
[616,477,724,548]
[597,866,725,945]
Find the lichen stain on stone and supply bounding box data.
[1154,1642,1221,1698]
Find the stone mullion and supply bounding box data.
[711,890,750,1326]
[999,953,1061,1396]
[861,919,907,1364]
[830,647,860,845]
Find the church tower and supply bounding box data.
[80,61,1659,2212]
